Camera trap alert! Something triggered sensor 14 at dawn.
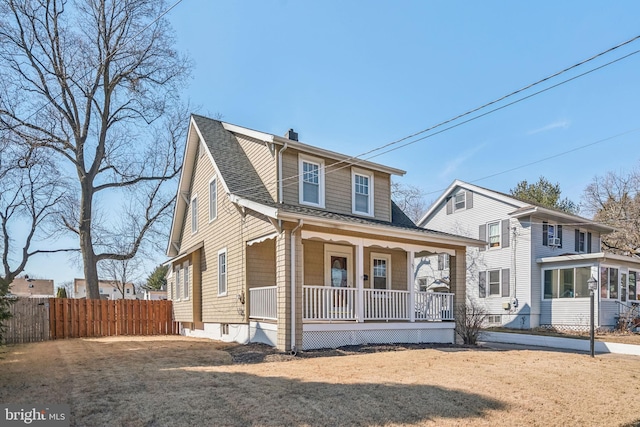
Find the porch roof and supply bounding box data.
[536,251,640,266]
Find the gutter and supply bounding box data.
[290,219,303,353]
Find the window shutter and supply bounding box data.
[501,268,510,297]
[479,271,486,298]
[558,225,563,248]
[501,219,510,248]
[542,222,548,246]
[479,224,486,251]
[466,191,473,210]
[438,254,444,270]
[587,232,592,253]
[575,229,580,252]
[446,197,453,215]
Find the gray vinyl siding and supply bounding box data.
[425,189,521,321]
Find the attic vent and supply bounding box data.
[285,129,298,141]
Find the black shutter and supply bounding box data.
[479,224,486,252]
[446,197,453,215]
[479,271,486,298]
[558,225,563,248]
[501,219,510,248]
[501,268,510,297]
[543,222,548,246]
[466,191,473,210]
[575,229,580,252]
[587,232,592,253]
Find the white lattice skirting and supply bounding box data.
[302,322,455,350]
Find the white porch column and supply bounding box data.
[356,242,364,322]
[408,250,415,322]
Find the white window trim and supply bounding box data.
[175,264,182,302]
[183,260,190,301]
[577,229,586,253]
[351,168,374,217]
[487,220,501,250]
[298,154,325,208]
[370,252,391,290]
[218,248,227,296]
[600,265,620,300]
[191,194,198,235]
[324,244,353,287]
[209,176,218,223]
[454,190,466,212]
[487,269,501,297]
[547,223,560,246]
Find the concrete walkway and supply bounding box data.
[481,331,640,356]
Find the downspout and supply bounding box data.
[278,142,288,204]
[290,219,303,353]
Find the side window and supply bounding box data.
[191,195,198,234]
[209,177,217,222]
[218,249,227,296]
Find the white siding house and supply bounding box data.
[418,180,640,330]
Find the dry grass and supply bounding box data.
[1,336,640,426]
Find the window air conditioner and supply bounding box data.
[549,237,561,247]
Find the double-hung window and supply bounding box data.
[352,168,374,216]
[191,195,198,234]
[454,191,466,211]
[299,155,324,207]
[488,269,500,296]
[218,248,227,296]
[183,261,190,300]
[175,265,182,300]
[488,221,500,248]
[371,253,391,290]
[209,177,217,222]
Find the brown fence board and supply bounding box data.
[4,298,176,343]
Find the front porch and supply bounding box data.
[244,223,470,351]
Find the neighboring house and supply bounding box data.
[8,277,55,298]
[73,278,137,300]
[418,179,640,331]
[142,289,168,300]
[165,115,483,352]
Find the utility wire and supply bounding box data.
[232,45,640,199]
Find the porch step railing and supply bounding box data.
[303,285,356,321]
[249,286,277,320]
[415,292,454,321]
[363,289,409,320]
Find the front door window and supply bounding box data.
[331,256,348,287]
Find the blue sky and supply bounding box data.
[26,1,640,286]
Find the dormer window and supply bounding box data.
[299,154,324,208]
[454,191,466,211]
[352,168,374,216]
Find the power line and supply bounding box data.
[232,44,640,199]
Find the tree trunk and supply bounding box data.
[79,181,100,300]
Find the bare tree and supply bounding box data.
[99,256,143,299]
[0,141,71,294]
[455,299,488,345]
[0,0,190,298]
[391,181,427,224]
[582,168,640,257]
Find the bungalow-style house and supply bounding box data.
[418,180,640,330]
[165,115,483,351]
[8,276,55,298]
[73,279,137,300]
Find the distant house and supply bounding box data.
[142,289,167,300]
[418,180,640,330]
[165,115,483,352]
[8,277,55,298]
[73,278,137,300]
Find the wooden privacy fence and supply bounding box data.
[2,298,178,343]
[49,298,178,339]
[3,297,50,344]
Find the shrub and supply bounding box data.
[455,299,488,345]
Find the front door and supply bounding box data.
[331,256,348,287]
[324,244,353,288]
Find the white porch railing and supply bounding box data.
[301,286,454,322]
[303,285,356,321]
[363,289,409,320]
[415,292,454,321]
[249,286,277,320]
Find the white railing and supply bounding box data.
[249,286,277,320]
[363,289,409,320]
[415,292,454,321]
[303,285,356,321]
